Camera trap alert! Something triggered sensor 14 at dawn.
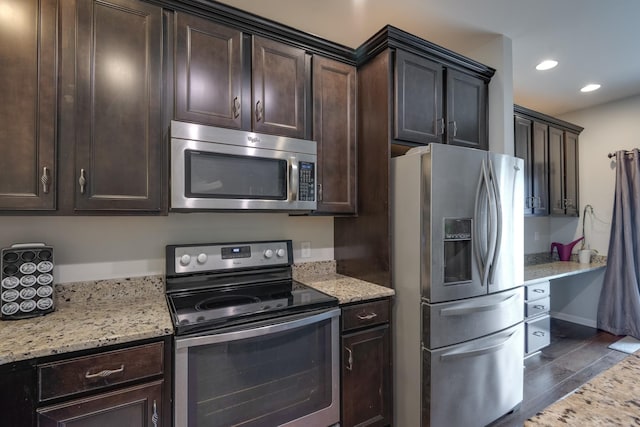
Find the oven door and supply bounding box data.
[174,308,340,427]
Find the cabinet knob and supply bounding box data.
[255,100,263,122]
[41,166,51,194]
[79,168,87,195]
[232,96,240,119]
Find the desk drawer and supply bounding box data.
[38,341,164,402]
[342,299,390,332]
[525,296,550,318]
[525,315,550,354]
[525,281,550,301]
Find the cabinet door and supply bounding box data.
[312,56,357,214]
[514,116,532,213]
[564,131,579,216]
[342,325,391,427]
[531,121,549,215]
[446,69,488,150]
[38,380,163,427]
[175,13,243,129]
[394,50,443,144]
[549,126,565,215]
[0,0,57,210]
[252,36,307,138]
[74,0,163,212]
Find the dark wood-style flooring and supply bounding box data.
[490,318,626,427]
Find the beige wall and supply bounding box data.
[0,214,334,283]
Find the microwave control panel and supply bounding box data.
[298,162,316,201]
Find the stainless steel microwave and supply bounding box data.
[170,121,317,212]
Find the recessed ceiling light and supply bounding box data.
[536,60,558,71]
[580,84,601,93]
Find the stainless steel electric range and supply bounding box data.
[165,240,340,427]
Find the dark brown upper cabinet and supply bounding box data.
[514,116,549,216]
[0,0,57,211]
[514,105,582,217]
[252,36,308,139]
[174,12,243,129]
[73,0,164,212]
[312,56,357,214]
[394,49,488,150]
[174,14,309,139]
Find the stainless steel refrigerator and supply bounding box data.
[391,143,524,427]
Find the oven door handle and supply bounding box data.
[175,308,341,349]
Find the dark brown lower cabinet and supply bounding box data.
[341,299,392,427]
[37,381,163,427]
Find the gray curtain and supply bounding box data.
[597,148,640,337]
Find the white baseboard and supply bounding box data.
[550,311,597,328]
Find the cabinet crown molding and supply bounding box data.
[514,104,584,134]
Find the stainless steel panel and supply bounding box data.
[487,152,524,294]
[423,287,524,349]
[525,296,550,318]
[525,280,550,301]
[526,315,550,354]
[421,144,487,302]
[423,323,524,427]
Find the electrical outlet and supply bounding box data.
[301,241,311,258]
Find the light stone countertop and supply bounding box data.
[524,260,607,284]
[0,275,173,365]
[293,260,395,304]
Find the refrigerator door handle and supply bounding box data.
[473,160,488,286]
[439,331,517,361]
[439,292,518,316]
[487,159,503,285]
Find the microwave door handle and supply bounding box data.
[289,157,298,202]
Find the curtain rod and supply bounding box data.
[607,150,637,159]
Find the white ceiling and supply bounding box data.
[216,0,640,116]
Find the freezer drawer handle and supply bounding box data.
[532,331,545,337]
[439,293,517,317]
[440,331,516,361]
[356,312,378,321]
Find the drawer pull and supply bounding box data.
[357,312,378,321]
[85,364,124,379]
[533,304,547,310]
[533,331,545,337]
[533,289,545,293]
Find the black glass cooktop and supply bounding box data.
[167,280,338,335]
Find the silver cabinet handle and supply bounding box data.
[437,118,445,136]
[533,304,546,310]
[449,120,458,138]
[533,289,545,293]
[533,331,545,337]
[255,100,263,122]
[232,96,240,118]
[79,168,87,194]
[356,312,378,321]
[41,166,50,194]
[152,400,159,427]
[345,347,353,371]
[85,364,124,379]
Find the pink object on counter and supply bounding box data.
[550,237,584,261]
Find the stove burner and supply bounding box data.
[196,295,261,311]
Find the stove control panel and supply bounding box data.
[169,240,293,274]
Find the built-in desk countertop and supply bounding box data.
[524,260,607,284]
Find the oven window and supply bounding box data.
[186,150,287,200]
[186,318,333,427]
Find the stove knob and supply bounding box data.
[179,254,191,266]
[197,253,208,264]
[276,248,286,258]
[264,249,274,259]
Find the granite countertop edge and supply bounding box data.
[524,260,607,284]
[1,263,394,365]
